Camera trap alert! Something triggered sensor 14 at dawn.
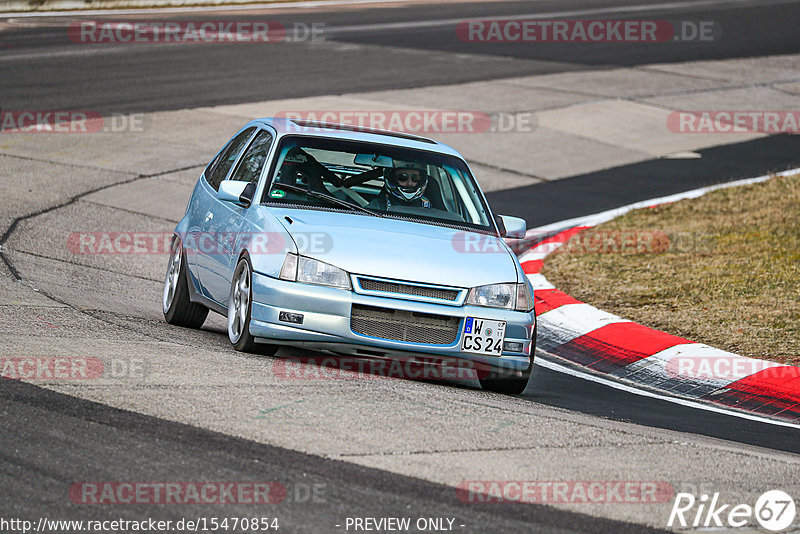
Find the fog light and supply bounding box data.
[503,341,524,353]
[279,311,304,324]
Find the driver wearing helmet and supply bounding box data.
[367,162,432,210]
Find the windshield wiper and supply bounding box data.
[269,183,383,218]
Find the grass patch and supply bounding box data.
[542,173,800,365]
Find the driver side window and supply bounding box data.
[228,130,274,183]
[205,127,256,191]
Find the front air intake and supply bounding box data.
[350,305,460,345]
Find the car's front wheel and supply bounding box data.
[479,324,536,394]
[163,237,208,328]
[227,257,278,355]
[479,367,531,394]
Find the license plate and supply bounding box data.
[461,317,506,356]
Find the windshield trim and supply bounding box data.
[261,201,500,236]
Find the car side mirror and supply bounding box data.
[497,214,527,239]
[218,180,256,207]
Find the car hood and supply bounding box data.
[269,207,519,288]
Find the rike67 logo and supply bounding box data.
[668,490,796,531]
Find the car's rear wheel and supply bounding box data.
[227,257,279,355]
[479,324,536,394]
[163,237,208,328]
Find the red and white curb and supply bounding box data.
[520,168,800,426]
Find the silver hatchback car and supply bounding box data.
[163,119,536,393]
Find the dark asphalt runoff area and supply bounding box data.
[487,134,800,226]
[0,379,666,534]
[1,0,799,113]
[2,0,800,531]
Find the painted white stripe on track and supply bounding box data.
[526,273,554,290]
[316,0,785,35]
[537,303,629,348]
[528,167,800,427]
[534,355,800,430]
[0,0,392,17]
[1,0,787,20]
[526,168,800,241]
[620,343,787,389]
[518,241,564,264]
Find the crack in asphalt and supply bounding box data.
[0,161,205,279]
[0,161,206,352]
[81,196,183,225]
[6,248,163,283]
[470,161,546,181]
[336,441,672,457]
[0,151,138,175]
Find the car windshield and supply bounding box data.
[262,136,495,232]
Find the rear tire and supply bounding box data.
[163,237,208,329]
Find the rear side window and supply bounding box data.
[205,127,256,190]
[228,130,274,183]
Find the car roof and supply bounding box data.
[249,117,464,158]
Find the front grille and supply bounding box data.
[351,305,460,345]
[358,278,460,301]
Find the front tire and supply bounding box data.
[228,257,258,352]
[479,324,536,394]
[163,237,208,329]
[479,367,532,394]
[227,256,279,356]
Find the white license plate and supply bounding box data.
[461,317,506,356]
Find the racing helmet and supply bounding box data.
[386,162,428,202]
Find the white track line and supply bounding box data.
[535,355,800,430]
[532,166,800,428]
[324,0,783,35]
[528,167,800,238]
[0,0,391,17]
[0,0,785,21]
[537,303,630,347]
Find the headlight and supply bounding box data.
[467,282,533,312]
[279,253,351,290]
[467,283,515,309]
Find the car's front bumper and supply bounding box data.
[249,272,535,374]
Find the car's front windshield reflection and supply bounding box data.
[262,136,494,232]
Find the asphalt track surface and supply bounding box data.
[1,0,799,113]
[487,134,800,225]
[2,379,660,534]
[2,0,800,532]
